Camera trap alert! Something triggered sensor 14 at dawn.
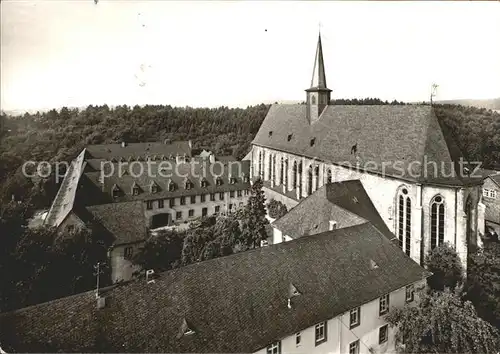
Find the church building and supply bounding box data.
[250,34,485,269]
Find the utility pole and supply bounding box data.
[430,83,439,105]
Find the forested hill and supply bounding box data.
[1,99,499,208]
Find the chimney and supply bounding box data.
[164,138,172,145]
[329,220,337,231]
[121,141,127,148]
[96,296,106,309]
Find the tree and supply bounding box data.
[266,198,288,219]
[466,239,500,328]
[240,178,269,249]
[425,243,464,291]
[387,287,500,353]
[132,229,185,272]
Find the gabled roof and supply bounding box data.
[489,174,500,187]
[85,141,192,160]
[85,201,147,245]
[0,223,428,353]
[273,180,394,241]
[252,104,482,186]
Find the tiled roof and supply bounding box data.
[252,104,482,186]
[85,201,148,245]
[0,223,429,353]
[85,141,192,160]
[273,180,394,241]
[89,160,250,201]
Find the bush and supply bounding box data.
[266,199,288,219]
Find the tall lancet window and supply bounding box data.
[308,165,313,195]
[272,155,276,184]
[396,187,411,256]
[430,196,445,249]
[280,157,284,185]
[268,153,273,181]
[293,161,298,188]
[298,161,303,195]
[315,166,320,191]
[258,151,263,179]
[284,159,289,188]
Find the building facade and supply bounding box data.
[482,172,500,236]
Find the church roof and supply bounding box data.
[0,223,429,353]
[85,141,192,160]
[273,179,394,241]
[252,104,482,186]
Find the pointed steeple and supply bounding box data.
[310,33,327,89]
[306,32,332,124]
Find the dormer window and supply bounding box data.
[111,157,117,163]
[132,187,140,196]
[287,134,293,142]
[243,174,249,183]
[269,131,273,137]
[168,181,176,192]
[310,138,316,147]
[201,178,208,188]
[112,184,120,198]
[230,177,237,185]
[137,156,144,162]
[185,179,192,190]
[119,157,126,162]
[216,177,223,186]
[150,182,159,194]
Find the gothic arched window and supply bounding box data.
[272,155,276,183]
[396,187,412,256]
[293,161,298,188]
[258,151,263,178]
[308,165,313,195]
[280,157,284,185]
[284,159,288,188]
[465,196,476,249]
[298,161,303,196]
[430,195,445,249]
[315,166,320,191]
[268,153,273,181]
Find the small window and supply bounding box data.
[151,185,158,194]
[146,201,153,210]
[230,177,237,184]
[405,284,414,302]
[180,196,186,205]
[379,294,390,315]
[188,209,194,217]
[124,246,133,259]
[237,190,242,197]
[379,324,388,344]
[133,187,140,196]
[287,134,293,141]
[158,199,164,209]
[219,192,224,200]
[314,321,327,345]
[230,191,235,198]
[268,131,273,137]
[210,193,215,201]
[66,225,75,233]
[215,205,220,213]
[349,340,359,354]
[295,332,301,347]
[216,177,223,186]
[266,341,281,354]
[176,211,182,220]
[202,207,208,217]
[201,194,206,203]
[310,138,316,147]
[190,195,196,204]
[229,203,233,211]
[169,199,175,207]
[349,307,360,329]
[185,181,192,190]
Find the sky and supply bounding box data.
[1,1,499,112]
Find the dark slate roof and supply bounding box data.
[252,104,482,186]
[85,141,192,160]
[489,174,500,187]
[273,180,394,241]
[88,160,250,202]
[0,223,429,353]
[85,201,147,245]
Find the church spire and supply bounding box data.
[306,32,332,124]
[310,33,327,89]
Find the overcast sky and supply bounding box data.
[1,1,499,112]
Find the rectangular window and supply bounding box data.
[201,194,206,203]
[379,324,388,344]
[406,284,414,302]
[210,193,215,201]
[295,332,301,347]
[219,192,224,200]
[245,189,250,196]
[180,196,186,205]
[188,209,194,217]
[491,190,498,199]
[237,190,242,197]
[349,307,360,329]
[215,205,220,213]
[349,340,359,354]
[202,207,208,217]
[379,294,390,315]
[314,321,327,346]
[146,201,153,210]
[158,199,164,209]
[176,211,182,220]
[124,246,133,259]
[483,189,489,197]
[266,341,281,354]
[190,195,196,204]
[230,190,235,198]
[169,199,175,207]
[229,203,233,211]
